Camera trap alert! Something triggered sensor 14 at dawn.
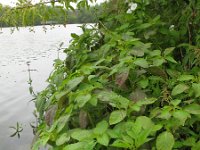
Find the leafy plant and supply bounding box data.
[2,0,200,149]
[10,122,23,138]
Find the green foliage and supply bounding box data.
[0,0,100,27]
[3,0,200,149]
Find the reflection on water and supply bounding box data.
[0,24,82,150]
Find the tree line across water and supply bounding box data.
[0,3,103,27]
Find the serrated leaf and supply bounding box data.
[134,58,149,68]
[109,110,126,125]
[171,84,189,96]
[156,131,174,150]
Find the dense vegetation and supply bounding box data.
[0,3,101,27]
[2,0,200,149]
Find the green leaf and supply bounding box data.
[97,91,130,109]
[111,140,130,148]
[136,116,154,129]
[149,50,161,57]
[177,75,194,81]
[156,131,174,150]
[192,141,200,150]
[76,93,91,108]
[109,110,126,125]
[164,47,175,56]
[89,96,98,106]
[56,133,70,146]
[64,141,96,150]
[57,115,70,133]
[71,129,93,141]
[138,79,149,88]
[94,120,109,135]
[165,56,177,63]
[64,142,85,150]
[192,83,200,97]
[173,110,190,126]
[153,58,166,66]
[134,58,149,68]
[97,133,110,146]
[184,103,200,115]
[66,76,84,91]
[171,84,189,96]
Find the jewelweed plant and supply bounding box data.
[2,0,200,149]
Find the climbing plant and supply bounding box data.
[2,0,200,149]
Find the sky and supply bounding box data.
[0,0,106,6]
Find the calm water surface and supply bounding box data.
[0,24,82,150]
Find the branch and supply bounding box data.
[12,0,60,10]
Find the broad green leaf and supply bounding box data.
[96,133,110,146]
[138,79,149,88]
[107,129,119,138]
[66,76,84,91]
[111,140,131,148]
[64,142,85,150]
[89,96,98,106]
[183,137,196,147]
[64,141,96,150]
[177,75,194,81]
[55,91,68,100]
[76,93,91,108]
[109,110,126,125]
[184,103,200,115]
[192,141,200,150]
[57,115,70,133]
[97,91,130,109]
[94,120,109,134]
[149,50,161,57]
[173,110,190,125]
[157,106,172,120]
[171,84,189,96]
[170,99,181,106]
[135,116,154,129]
[192,83,200,97]
[56,133,70,146]
[71,129,93,141]
[156,131,174,150]
[134,58,149,68]
[153,58,165,66]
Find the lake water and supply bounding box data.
[0,24,82,150]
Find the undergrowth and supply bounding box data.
[30,0,200,149]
